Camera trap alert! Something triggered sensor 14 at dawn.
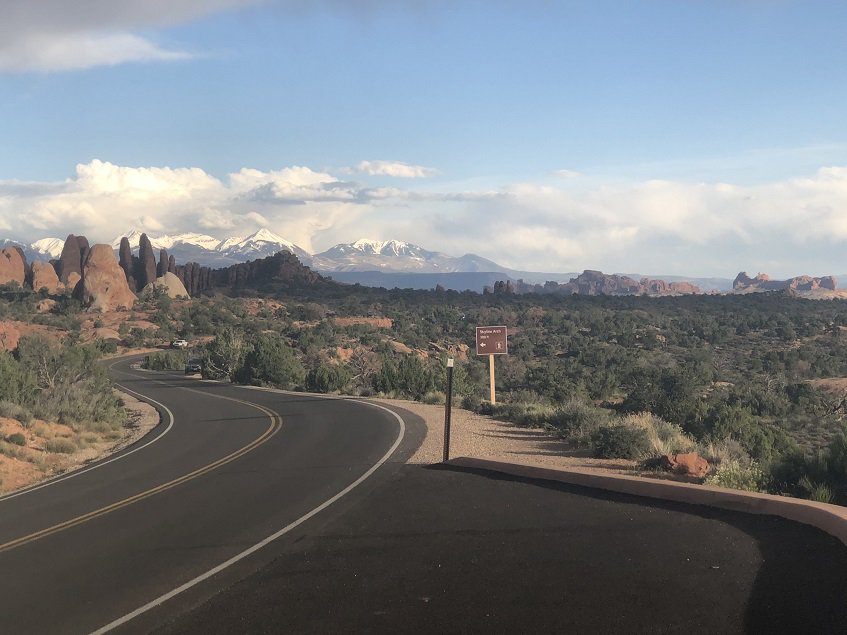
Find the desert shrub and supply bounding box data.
[96,339,118,354]
[590,424,651,460]
[16,335,124,431]
[306,363,352,393]
[704,458,764,492]
[698,437,753,467]
[0,352,36,408]
[421,391,446,405]
[235,333,305,388]
[0,440,19,458]
[547,400,612,443]
[6,432,26,446]
[144,351,189,371]
[45,437,77,454]
[487,401,555,427]
[373,353,437,401]
[619,412,696,458]
[0,400,32,426]
[461,394,482,411]
[797,475,834,504]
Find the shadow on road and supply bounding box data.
[432,463,847,633]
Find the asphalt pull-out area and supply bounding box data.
[154,464,847,635]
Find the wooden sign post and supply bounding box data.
[476,326,508,405]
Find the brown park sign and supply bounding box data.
[476,326,508,355]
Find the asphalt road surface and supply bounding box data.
[0,357,424,634]
[1,358,846,634]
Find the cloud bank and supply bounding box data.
[3,159,847,277]
[0,0,257,72]
[342,160,439,178]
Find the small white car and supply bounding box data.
[171,339,188,349]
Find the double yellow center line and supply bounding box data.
[0,389,282,555]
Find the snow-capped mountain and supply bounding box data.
[311,238,506,273]
[31,238,65,259]
[216,228,312,262]
[109,230,222,253]
[108,229,312,267]
[7,231,513,277]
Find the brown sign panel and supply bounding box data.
[476,326,508,355]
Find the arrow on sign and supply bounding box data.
[479,342,487,348]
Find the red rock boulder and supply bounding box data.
[74,244,136,312]
[659,452,710,478]
[30,260,63,294]
[0,248,26,287]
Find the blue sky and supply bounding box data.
[2,0,847,277]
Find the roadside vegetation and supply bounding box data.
[4,279,847,504]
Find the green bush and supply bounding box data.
[96,339,118,354]
[797,475,834,504]
[704,459,764,492]
[0,400,33,426]
[547,400,611,443]
[306,363,352,393]
[620,412,696,458]
[590,424,651,460]
[144,351,189,371]
[45,437,77,454]
[235,333,305,388]
[6,432,26,446]
[421,391,446,405]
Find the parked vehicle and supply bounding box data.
[171,339,188,349]
[184,359,202,375]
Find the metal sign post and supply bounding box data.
[443,358,454,462]
[476,326,508,406]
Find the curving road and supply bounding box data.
[0,356,424,634]
[2,358,847,633]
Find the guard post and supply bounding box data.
[443,357,454,462]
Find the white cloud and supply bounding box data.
[5,160,847,277]
[0,32,190,73]
[0,1,257,72]
[342,160,439,178]
[551,168,581,179]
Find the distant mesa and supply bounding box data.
[733,271,837,293]
[493,270,701,297]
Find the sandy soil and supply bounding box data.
[374,398,637,474]
[0,389,159,495]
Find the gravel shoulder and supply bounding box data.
[372,398,636,475]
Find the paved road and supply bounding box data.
[155,463,847,634]
[2,360,846,633]
[0,357,423,634]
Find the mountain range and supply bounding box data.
[1,229,748,292]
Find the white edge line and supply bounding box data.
[90,399,406,635]
[0,384,174,504]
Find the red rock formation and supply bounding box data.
[74,244,136,312]
[136,233,157,290]
[0,248,26,287]
[507,271,700,297]
[30,261,62,293]
[118,237,136,291]
[660,452,710,478]
[157,249,169,278]
[58,234,83,284]
[820,276,837,290]
[734,271,837,293]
